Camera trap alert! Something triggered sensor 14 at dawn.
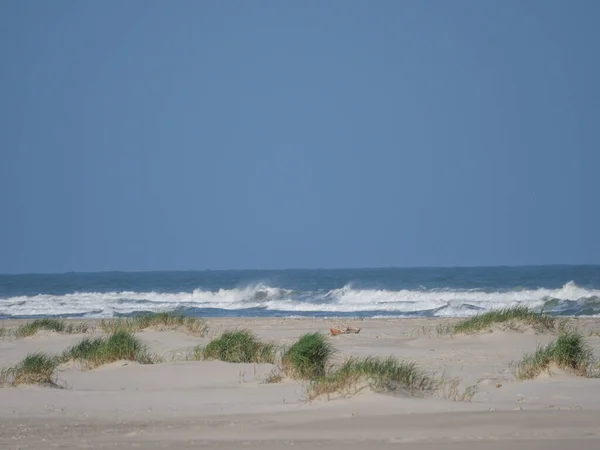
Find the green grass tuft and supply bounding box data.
[452,306,556,334]
[65,330,156,368]
[100,312,208,336]
[14,318,89,339]
[282,332,336,379]
[0,352,61,387]
[308,356,436,400]
[202,329,276,363]
[513,331,596,379]
[552,331,593,374]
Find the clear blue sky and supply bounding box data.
[1,0,598,273]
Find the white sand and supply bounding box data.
[1,317,600,449]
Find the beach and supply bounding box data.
[3,0,597,445]
[1,317,600,448]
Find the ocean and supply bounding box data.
[1,266,599,319]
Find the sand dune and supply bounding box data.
[1,317,600,449]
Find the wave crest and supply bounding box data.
[1,281,599,318]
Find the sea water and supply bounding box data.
[1,266,599,319]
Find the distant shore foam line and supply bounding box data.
[1,281,600,318]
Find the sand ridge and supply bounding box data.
[1,317,600,449]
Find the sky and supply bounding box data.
[0,0,599,273]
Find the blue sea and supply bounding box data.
[1,266,599,319]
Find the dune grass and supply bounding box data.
[307,356,436,400]
[0,327,7,338]
[512,331,597,380]
[13,318,89,339]
[202,329,276,364]
[451,306,556,334]
[0,352,61,387]
[282,332,336,379]
[65,330,157,368]
[262,369,284,384]
[280,334,469,401]
[100,312,208,336]
[436,376,479,402]
[183,345,204,361]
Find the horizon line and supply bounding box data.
[1,263,598,277]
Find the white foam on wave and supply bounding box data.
[1,281,598,318]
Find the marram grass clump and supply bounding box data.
[100,312,207,336]
[452,306,556,334]
[279,335,469,402]
[14,318,89,339]
[0,352,61,387]
[203,329,276,364]
[282,332,336,379]
[65,330,157,368]
[308,356,436,400]
[513,331,597,380]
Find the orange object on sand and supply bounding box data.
[330,326,361,336]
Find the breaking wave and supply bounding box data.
[1,281,600,318]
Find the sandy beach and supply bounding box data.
[1,317,600,449]
[3,0,598,446]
